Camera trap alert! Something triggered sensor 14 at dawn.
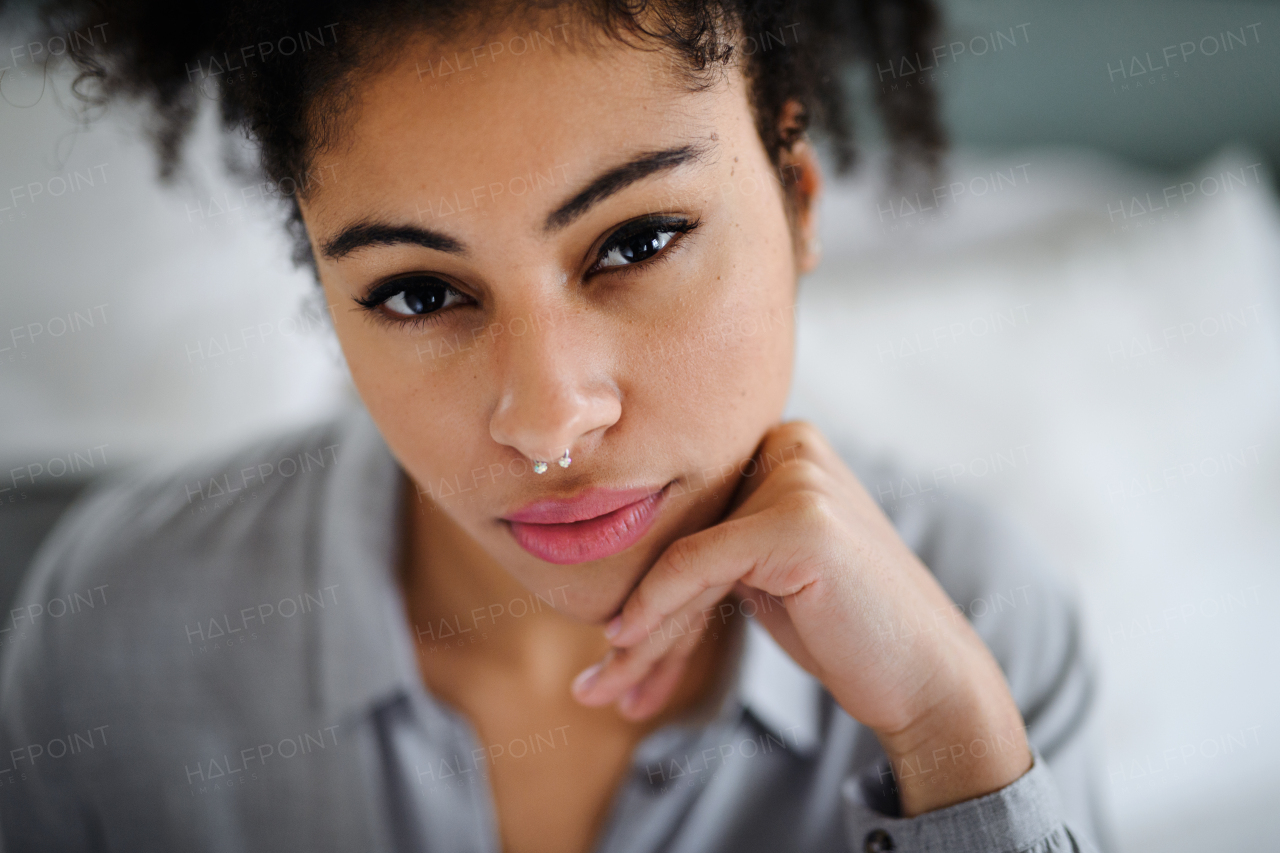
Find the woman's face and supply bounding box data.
[300,23,819,623]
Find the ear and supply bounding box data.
[776,100,823,275]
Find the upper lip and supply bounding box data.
[502,485,664,524]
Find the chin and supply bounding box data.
[532,551,656,624]
[490,522,671,625]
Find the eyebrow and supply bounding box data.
[319,142,711,258]
[544,143,710,232]
[320,222,465,259]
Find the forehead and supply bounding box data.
[304,25,745,221]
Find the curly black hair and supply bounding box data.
[21,0,945,263]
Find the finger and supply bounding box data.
[606,499,821,648]
[616,648,695,722]
[574,581,732,707]
[728,420,842,515]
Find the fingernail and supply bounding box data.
[603,615,623,641]
[572,663,603,695]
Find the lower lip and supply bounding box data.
[506,489,667,565]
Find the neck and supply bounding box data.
[401,488,613,692]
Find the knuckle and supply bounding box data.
[786,457,827,483]
[781,419,822,441]
[772,420,825,454]
[662,536,700,580]
[664,525,726,584]
[780,490,843,548]
[784,487,833,523]
[754,459,823,503]
[774,559,815,598]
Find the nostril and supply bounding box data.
[488,365,621,469]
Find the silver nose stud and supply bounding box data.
[532,449,572,474]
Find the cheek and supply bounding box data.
[630,218,797,461]
[324,290,489,489]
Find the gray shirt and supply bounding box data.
[0,405,1111,852]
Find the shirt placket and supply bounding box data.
[590,708,749,853]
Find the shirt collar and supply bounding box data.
[733,617,825,757]
[313,407,827,755]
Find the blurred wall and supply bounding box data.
[875,0,1280,172]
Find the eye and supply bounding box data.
[593,217,698,272]
[356,274,471,320]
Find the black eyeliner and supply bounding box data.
[589,214,701,276]
[352,274,476,334]
[598,215,699,256]
[354,277,420,310]
[356,214,698,321]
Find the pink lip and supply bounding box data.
[503,485,668,564]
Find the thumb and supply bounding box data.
[732,583,822,676]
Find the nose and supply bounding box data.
[488,312,622,466]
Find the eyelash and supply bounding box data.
[585,215,700,279]
[354,214,700,327]
[353,276,467,330]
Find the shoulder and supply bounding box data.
[15,414,349,607]
[0,408,382,722]
[0,406,404,848]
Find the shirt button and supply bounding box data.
[864,828,895,852]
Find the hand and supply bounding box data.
[571,421,1032,815]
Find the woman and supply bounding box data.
[0,1,1109,851]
